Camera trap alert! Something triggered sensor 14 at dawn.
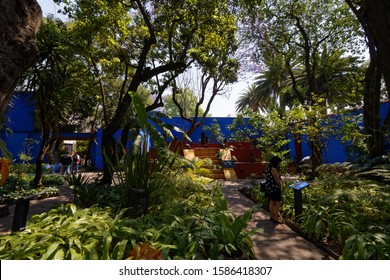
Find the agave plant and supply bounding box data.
[103,92,192,215]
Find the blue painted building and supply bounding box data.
[2,92,41,161]
[1,92,95,164]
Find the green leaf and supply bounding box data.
[0,138,13,161]
[314,220,323,240]
[41,242,62,260]
[112,239,128,260]
[69,204,77,216]
[83,241,99,260]
[130,91,148,127]
[357,236,366,259]
[102,235,113,260]
[69,248,83,260]
[53,248,65,260]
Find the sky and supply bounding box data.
[37,0,254,117]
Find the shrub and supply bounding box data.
[0,173,63,204]
[342,231,390,260]
[0,204,134,260]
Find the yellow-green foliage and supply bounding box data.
[0,176,257,260]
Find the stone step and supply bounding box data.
[212,174,225,180]
[195,149,220,157]
[210,168,223,174]
[183,147,225,180]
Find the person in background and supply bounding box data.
[264,156,284,224]
[60,151,72,175]
[71,151,80,174]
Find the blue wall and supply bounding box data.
[1,92,96,163]
[164,117,241,143]
[92,115,352,169]
[4,92,390,169]
[3,132,42,162]
[1,92,40,161]
[6,93,35,133]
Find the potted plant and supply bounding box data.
[217,146,237,168]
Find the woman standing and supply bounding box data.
[264,156,284,224]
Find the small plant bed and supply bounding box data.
[0,174,64,204]
[243,161,390,260]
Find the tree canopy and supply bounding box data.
[51,0,239,182]
[235,0,366,169]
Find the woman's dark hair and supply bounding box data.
[268,156,282,168]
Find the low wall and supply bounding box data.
[234,162,267,179]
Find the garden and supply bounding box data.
[2,141,390,260]
[0,140,258,260]
[0,162,63,206]
[1,0,390,262]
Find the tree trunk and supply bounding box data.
[33,124,50,187]
[361,0,390,157]
[346,0,390,157]
[185,118,206,139]
[310,137,322,176]
[0,0,42,122]
[362,0,390,94]
[100,90,135,184]
[363,59,383,158]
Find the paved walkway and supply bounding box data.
[0,179,332,259]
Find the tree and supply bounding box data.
[238,49,364,115]
[163,88,205,117]
[241,0,363,171]
[168,53,239,138]
[19,17,97,187]
[345,0,390,158]
[236,58,290,114]
[0,0,42,123]
[55,0,239,184]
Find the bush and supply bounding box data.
[42,174,65,187]
[0,205,132,260]
[0,173,64,204]
[342,232,390,260]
